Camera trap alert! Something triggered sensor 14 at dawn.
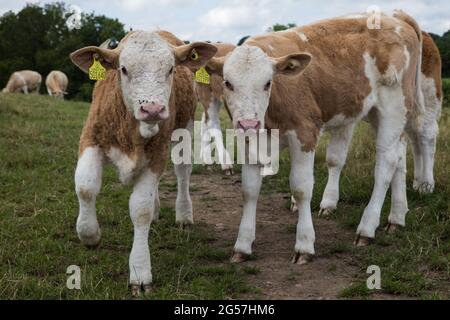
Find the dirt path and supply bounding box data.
[160,170,362,300]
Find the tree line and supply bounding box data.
[0,2,125,101]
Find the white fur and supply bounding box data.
[119,31,174,137]
[223,45,274,128]
[287,131,316,254]
[75,147,104,247]
[129,168,159,286]
[200,98,233,171]
[106,147,148,185]
[357,54,408,238]
[296,32,308,42]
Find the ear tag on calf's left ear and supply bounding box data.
[190,49,200,61]
[89,57,107,81]
[195,67,211,85]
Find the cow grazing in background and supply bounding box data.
[46,71,69,99]
[70,30,217,295]
[196,42,236,175]
[208,11,424,263]
[291,31,443,216]
[2,70,41,94]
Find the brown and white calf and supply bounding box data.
[291,31,443,217]
[46,70,69,99]
[2,70,42,94]
[208,11,425,263]
[70,30,216,294]
[196,43,236,174]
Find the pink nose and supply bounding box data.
[140,103,165,119]
[238,119,261,131]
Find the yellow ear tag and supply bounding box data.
[191,50,200,61]
[89,57,107,81]
[195,67,211,85]
[288,62,296,69]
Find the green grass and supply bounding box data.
[0,93,449,299]
[0,93,250,300]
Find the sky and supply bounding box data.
[1,0,449,43]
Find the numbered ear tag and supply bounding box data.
[195,67,210,85]
[89,57,106,81]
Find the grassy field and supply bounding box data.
[0,92,449,299]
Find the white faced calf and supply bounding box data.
[208,12,424,263]
[70,30,216,295]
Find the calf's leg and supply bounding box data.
[75,146,103,248]
[288,133,316,264]
[175,163,193,227]
[232,164,262,263]
[319,124,355,216]
[129,169,158,295]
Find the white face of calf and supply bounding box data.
[71,31,217,138]
[209,45,311,131]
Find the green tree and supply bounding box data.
[0,2,126,100]
[267,23,297,32]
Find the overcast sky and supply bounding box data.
[1,0,449,43]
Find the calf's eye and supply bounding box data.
[264,81,271,91]
[224,80,234,91]
[121,66,128,76]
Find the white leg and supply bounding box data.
[75,146,103,247]
[288,133,316,264]
[319,124,355,216]
[387,136,408,231]
[232,164,262,263]
[175,163,193,226]
[153,184,160,223]
[129,169,158,294]
[201,99,233,174]
[418,113,439,193]
[356,90,407,242]
[408,132,424,191]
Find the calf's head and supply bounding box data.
[71,31,217,138]
[208,45,311,131]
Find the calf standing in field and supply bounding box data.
[46,71,69,99]
[196,43,235,174]
[208,11,424,263]
[291,31,443,216]
[70,30,217,294]
[2,70,41,94]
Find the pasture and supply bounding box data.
[0,92,449,299]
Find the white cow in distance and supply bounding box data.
[46,71,69,99]
[2,70,42,94]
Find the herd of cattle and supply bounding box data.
[2,69,69,99]
[2,10,443,295]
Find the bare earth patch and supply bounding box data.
[160,170,367,300]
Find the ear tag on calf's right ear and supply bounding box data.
[195,67,211,85]
[89,57,106,81]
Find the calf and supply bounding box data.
[208,11,424,263]
[46,71,69,99]
[291,31,443,216]
[196,43,235,174]
[2,70,41,94]
[70,30,216,294]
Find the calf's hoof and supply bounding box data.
[354,235,373,247]
[292,252,313,265]
[318,207,334,217]
[230,251,250,264]
[78,228,102,249]
[223,168,234,176]
[385,223,401,235]
[130,284,152,297]
[176,220,194,230]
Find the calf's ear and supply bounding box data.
[174,42,218,71]
[70,46,120,73]
[274,53,311,76]
[206,56,225,76]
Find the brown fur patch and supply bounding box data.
[422,32,442,100]
[243,14,421,151]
